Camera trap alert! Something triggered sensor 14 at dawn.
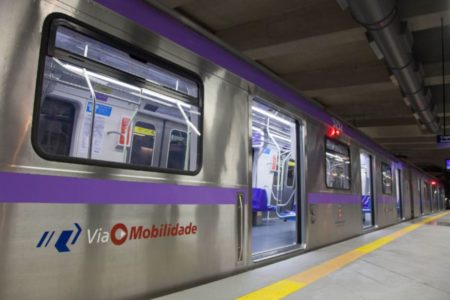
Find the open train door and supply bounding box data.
[360,151,375,228]
[250,98,304,260]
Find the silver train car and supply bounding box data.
[0,0,446,299]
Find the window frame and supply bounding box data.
[381,162,393,195]
[324,137,352,191]
[32,13,203,175]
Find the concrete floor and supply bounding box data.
[155,213,450,300]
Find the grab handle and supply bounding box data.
[236,192,245,262]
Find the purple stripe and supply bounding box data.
[0,172,245,205]
[93,0,399,162]
[308,193,360,204]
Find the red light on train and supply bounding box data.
[327,127,341,138]
[430,180,437,186]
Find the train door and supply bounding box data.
[250,99,302,259]
[438,188,441,210]
[129,117,193,171]
[396,169,404,219]
[360,152,374,228]
[410,175,414,218]
[127,118,164,167]
[431,184,437,212]
[439,189,442,210]
[426,183,432,212]
[160,121,191,170]
[422,181,430,213]
[418,178,423,215]
[432,185,437,211]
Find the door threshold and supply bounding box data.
[362,225,376,233]
[252,245,305,263]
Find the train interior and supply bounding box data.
[251,100,299,257]
[37,25,201,171]
[360,152,374,228]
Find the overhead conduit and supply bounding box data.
[341,0,441,133]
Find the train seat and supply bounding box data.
[252,188,275,212]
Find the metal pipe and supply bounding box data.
[82,70,97,160]
[345,0,440,133]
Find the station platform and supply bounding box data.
[155,212,450,300]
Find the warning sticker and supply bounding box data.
[134,126,156,136]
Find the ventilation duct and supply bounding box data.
[343,0,440,133]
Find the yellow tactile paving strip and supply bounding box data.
[237,211,450,300]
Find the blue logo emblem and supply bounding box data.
[36,223,82,253]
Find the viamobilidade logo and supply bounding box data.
[37,222,198,253]
[36,223,82,253]
[108,222,198,246]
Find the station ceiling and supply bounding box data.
[151,0,450,179]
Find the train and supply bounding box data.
[0,0,446,299]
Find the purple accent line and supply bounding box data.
[308,193,360,204]
[94,0,399,162]
[0,172,246,205]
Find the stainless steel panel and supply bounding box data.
[402,168,412,220]
[0,203,241,299]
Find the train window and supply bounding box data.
[37,98,76,156]
[381,163,393,194]
[167,130,188,170]
[129,122,156,166]
[325,138,351,190]
[33,16,202,174]
[286,159,296,187]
